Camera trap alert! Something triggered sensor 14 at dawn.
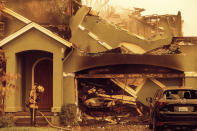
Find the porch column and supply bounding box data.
[5,53,23,112]
[51,54,63,112]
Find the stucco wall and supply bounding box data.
[2,28,68,112]
[180,45,197,87]
[185,78,197,88]
[63,77,76,104]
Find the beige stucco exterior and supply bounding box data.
[2,28,69,112]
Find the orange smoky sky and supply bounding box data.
[107,0,197,36]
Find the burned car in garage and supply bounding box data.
[147,87,197,130]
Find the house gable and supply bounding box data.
[0,22,72,52]
[1,27,71,55]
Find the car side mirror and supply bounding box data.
[146,97,153,103]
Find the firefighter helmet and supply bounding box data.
[37,85,44,93]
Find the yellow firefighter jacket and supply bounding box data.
[29,88,38,109]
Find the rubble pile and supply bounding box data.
[77,78,148,124]
[147,44,181,55]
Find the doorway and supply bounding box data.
[32,58,53,110]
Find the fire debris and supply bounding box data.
[69,5,182,53]
[77,78,149,125]
[146,44,182,55]
[41,24,72,40]
[99,5,182,39]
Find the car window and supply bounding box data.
[163,90,197,99]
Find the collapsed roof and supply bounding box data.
[69,5,183,53]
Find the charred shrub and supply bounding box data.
[59,104,78,126]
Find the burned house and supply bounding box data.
[0,0,197,125]
[63,50,186,123]
[63,5,197,123]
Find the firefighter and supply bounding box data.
[29,84,44,126]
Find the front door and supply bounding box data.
[34,59,53,110]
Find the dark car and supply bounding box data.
[147,87,197,131]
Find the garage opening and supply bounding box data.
[75,64,184,124]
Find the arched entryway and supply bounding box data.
[32,57,53,110]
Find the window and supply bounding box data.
[164,90,197,99]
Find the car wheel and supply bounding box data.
[153,117,160,131]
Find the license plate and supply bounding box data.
[179,107,188,112]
